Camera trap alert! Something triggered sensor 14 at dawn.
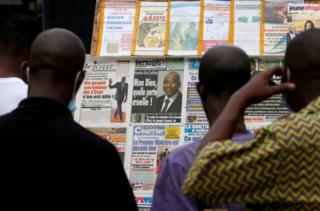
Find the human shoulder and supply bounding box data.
[71,122,119,153]
[156,94,165,102]
[165,141,199,169]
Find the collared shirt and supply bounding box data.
[182,97,320,211]
[151,133,254,211]
[160,91,179,112]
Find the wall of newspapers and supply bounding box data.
[75,0,320,208]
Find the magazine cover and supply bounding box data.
[134,1,168,55]
[74,56,132,127]
[130,125,180,207]
[202,0,230,53]
[131,59,184,123]
[264,0,303,55]
[287,3,320,44]
[168,1,201,55]
[99,2,136,56]
[234,0,261,56]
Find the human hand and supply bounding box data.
[234,67,295,106]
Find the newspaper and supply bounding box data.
[135,1,167,55]
[264,0,303,55]
[131,59,184,123]
[245,58,290,132]
[99,2,136,56]
[287,3,320,39]
[184,123,209,144]
[202,0,230,53]
[234,0,261,55]
[185,59,208,123]
[89,127,127,162]
[130,125,181,207]
[168,1,200,55]
[75,56,131,127]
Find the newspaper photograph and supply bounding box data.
[131,59,184,123]
[130,125,181,207]
[203,0,230,53]
[99,2,136,56]
[89,127,127,162]
[234,0,261,55]
[168,1,200,55]
[135,1,167,56]
[287,3,320,43]
[75,56,131,127]
[264,0,303,55]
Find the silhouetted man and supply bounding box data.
[109,76,128,122]
[183,29,320,211]
[152,46,253,211]
[0,29,137,210]
[0,14,40,115]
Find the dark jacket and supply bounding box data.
[110,82,128,102]
[0,97,137,210]
[156,92,182,113]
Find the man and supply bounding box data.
[152,46,254,211]
[156,71,182,113]
[0,14,40,115]
[0,29,137,210]
[287,24,297,43]
[109,76,128,122]
[183,29,320,210]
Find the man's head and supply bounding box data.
[284,28,320,111]
[198,45,250,121]
[27,28,86,105]
[0,14,40,77]
[121,76,126,83]
[163,71,181,98]
[198,45,250,99]
[288,24,296,33]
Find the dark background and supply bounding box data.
[0,0,97,53]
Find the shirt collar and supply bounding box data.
[18,97,73,119]
[300,96,320,115]
[164,91,179,102]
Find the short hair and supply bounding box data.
[199,45,250,96]
[285,28,320,79]
[304,20,315,30]
[0,14,41,56]
[165,71,180,83]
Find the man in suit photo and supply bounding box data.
[287,24,297,43]
[109,76,128,122]
[156,71,182,113]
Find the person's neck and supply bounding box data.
[205,95,248,134]
[28,85,72,106]
[291,88,320,112]
[0,57,23,78]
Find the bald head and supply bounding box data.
[27,29,86,104]
[199,45,250,96]
[163,71,181,97]
[285,29,320,80]
[29,28,85,75]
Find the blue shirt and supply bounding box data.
[151,133,254,211]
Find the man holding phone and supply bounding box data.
[182,29,320,210]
